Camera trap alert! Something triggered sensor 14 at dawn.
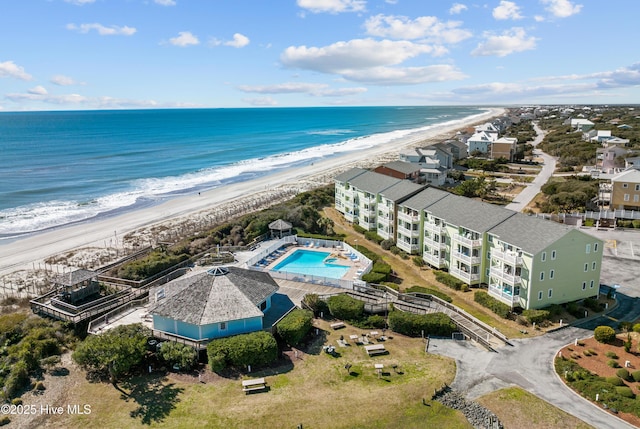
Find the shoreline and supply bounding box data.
[0,107,505,286]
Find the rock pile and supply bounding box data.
[433,386,503,429]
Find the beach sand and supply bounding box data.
[0,108,505,295]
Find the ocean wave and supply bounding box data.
[306,129,355,136]
[0,108,493,236]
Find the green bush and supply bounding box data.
[380,282,400,291]
[4,360,29,399]
[207,331,278,372]
[372,262,392,275]
[352,314,387,329]
[594,326,616,344]
[361,272,387,284]
[583,297,602,312]
[434,271,466,291]
[616,386,635,398]
[301,293,328,316]
[364,231,383,244]
[616,368,630,380]
[606,376,625,386]
[608,359,620,368]
[380,239,395,251]
[0,416,9,426]
[605,351,618,359]
[388,311,456,338]
[326,295,365,321]
[474,291,511,319]
[631,370,640,382]
[412,256,425,267]
[157,342,198,371]
[353,224,366,234]
[522,309,551,325]
[276,309,313,346]
[405,285,453,303]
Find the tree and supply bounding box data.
[73,324,151,383]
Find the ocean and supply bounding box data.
[0,106,486,238]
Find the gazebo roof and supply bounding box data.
[268,219,292,231]
[54,269,98,287]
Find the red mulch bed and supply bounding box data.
[559,333,640,427]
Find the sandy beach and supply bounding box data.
[0,107,505,294]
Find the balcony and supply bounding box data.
[449,267,480,284]
[397,224,420,238]
[424,237,447,250]
[423,253,447,268]
[490,266,522,285]
[453,234,482,248]
[424,222,446,234]
[453,251,481,265]
[397,241,419,254]
[398,211,419,223]
[488,284,520,305]
[492,249,523,266]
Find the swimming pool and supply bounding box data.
[272,249,350,279]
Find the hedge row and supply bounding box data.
[405,285,453,303]
[522,309,550,325]
[276,309,314,346]
[207,331,278,372]
[434,271,468,292]
[474,291,511,319]
[388,311,457,338]
[327,294,365,321]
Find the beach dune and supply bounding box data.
[0,108,505,288]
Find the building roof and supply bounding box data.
[426,195,516,233]
[54,269,97,287]
[488,213,577,255]
[151,267,278,326]
[379,180,425,202]
[334,167,367,183]
[269,219,292,230]
[381,160,422,175]
[349,170,402,194]
[611,168,640,183]
[399,187,450,211]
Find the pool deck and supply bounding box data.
[261,244,364,281]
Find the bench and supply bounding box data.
[330,322,346,330]
[242,377,267,393]
[365,344,387,356]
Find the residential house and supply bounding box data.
[596,146,629,173]
[490,137,518,161]
[618,124,633,130]
[474,122,500,139]
[570,118,594,132]
[467,131,497,156]
[149,267,279,341]
[487,214,603,310]
[603,137,630,147]
[624,156,640,170]
[374,161,422,182]
[589,130,612,143]
[610,168,640,210]
[437,139,468,161]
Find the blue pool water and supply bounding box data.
[272,249,350,279]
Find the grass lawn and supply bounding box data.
[476,387,594,429]
[52,319,470,429]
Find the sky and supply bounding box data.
[0,0,639,111]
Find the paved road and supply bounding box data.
[505,122,557,212]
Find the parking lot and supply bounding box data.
[583,228,640,298]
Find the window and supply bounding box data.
[594,243,599,252]
[540,271,545,281]
[538,291,543,300]
[551,250,556,260]
[260,301,267,311]
[592,261,597,270]
[541,252,546,262]
[582,282,586,290]
[549,269,555,279]
[636,184,640,191]
[624,194,630,201]
[585,244,591,254]
[584,263,589,272]
[219,322,227,330]
[548,289,553,298]
[635,195,640,203]
[590,280,595,288]
[623,183,629,188]
[486,268,490,277]
[156,289,165,300]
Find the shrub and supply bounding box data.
[474,291,511,319]
[522,309,551,325]
[616,386,635,398]
[405,285,453,303]
[634,323,640,334]
[326,295,365,321]
[380,282,400,291]
[352,315,387,329]
[276,309,313,346]
[361,272,386,284]
[10,398,22,406]
[616,368,630,380]
[608,360,620,368]
[631,370,640,382]
[157,342,198,371]
[412,256,425,267]
[388,311,456,338]
[583,297,602,312]
[353,224,366,234]
[207,331,278,372]
[434,271,466,291]
[380,239,395,251]
[364,231,383,244]
[0,416,9,426]
[605,351,618,359]
[594,326,616,344]
[301,293,328,316]
[372,262,392,276]
[606,376,625,386]
[34,381,45,391]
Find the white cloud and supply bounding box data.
[339,65,467,85]
[493,1,523,20]
[50,74,80,86]
[541,0,582,18]
[282,39,436,73]
[28,85,48,95]
[449,3,468,14]
[154,0,176,5]
[534,15,545,22]
[211,33,250,48]
[238,82,367,96]
[296,0,366,14]
[364,14,472,44]
[4,90,200,109]
[471,27,537,57]
[169,31,200,47]
[0,60,33,80]
[243,97,278,106]
[66,23,136,36]
[65,0,95,5]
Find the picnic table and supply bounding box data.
[330,322,346,330]
[242,377,267,393]
[365,344,387,356]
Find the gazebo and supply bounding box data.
[268,219,293,239]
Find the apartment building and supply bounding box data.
[610,168,640,210]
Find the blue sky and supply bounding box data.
[1,0,638,110]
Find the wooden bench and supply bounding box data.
[242,377,267,393]
[330,322,345,330]
[364,344,387,356]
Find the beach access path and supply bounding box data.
[0,108,506,279]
